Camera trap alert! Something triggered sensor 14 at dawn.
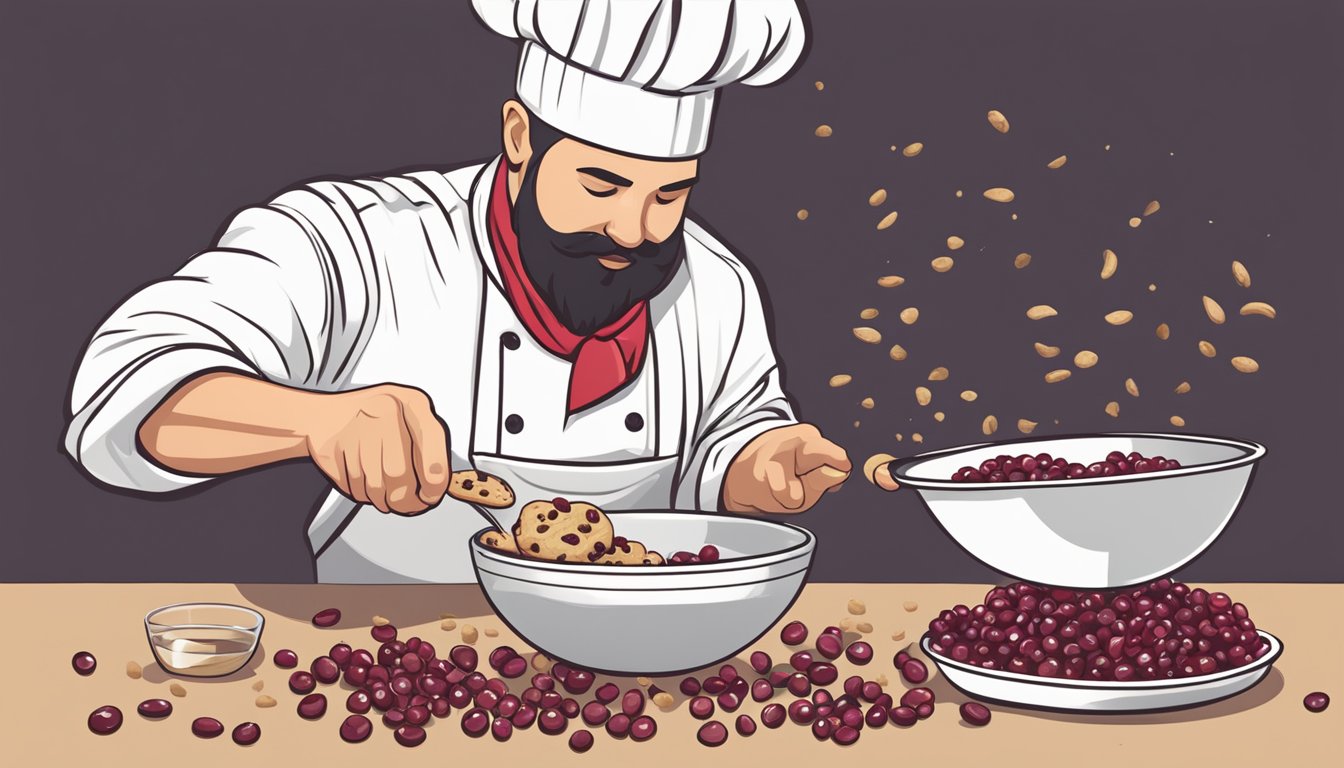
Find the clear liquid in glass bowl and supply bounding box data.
[144,603,263,677]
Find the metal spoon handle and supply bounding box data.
[467,501,507,533]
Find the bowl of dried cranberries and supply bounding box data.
[888,432,1266,588]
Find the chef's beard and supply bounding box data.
[512,154,685,336]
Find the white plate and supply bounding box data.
[922,630,1282,713]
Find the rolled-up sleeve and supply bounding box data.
[674,249,796,511]
[63,197,349,492]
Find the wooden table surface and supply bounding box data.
[4,582,1337,765]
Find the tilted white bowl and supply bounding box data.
[890,433,1266,589]
[470,511,814,675]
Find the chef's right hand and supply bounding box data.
[301,384,450,515]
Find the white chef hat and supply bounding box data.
[471,0,808,159]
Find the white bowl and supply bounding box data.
[890,432,1266,588]
[469,512,814,675]
[923,631,1282,713]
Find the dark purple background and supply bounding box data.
[2,0,1341,582]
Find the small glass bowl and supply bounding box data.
[144,602,264,677]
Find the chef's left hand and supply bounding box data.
[722,424,851,514]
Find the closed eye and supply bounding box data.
[582,185,618,198]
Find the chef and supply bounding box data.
[62,0,853,583]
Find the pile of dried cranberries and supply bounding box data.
[948,451,1182,483]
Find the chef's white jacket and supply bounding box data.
[63,157,797,583]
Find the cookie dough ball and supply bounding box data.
[448,469,515,509]
[477,528,519,554]
[514,498,613,563]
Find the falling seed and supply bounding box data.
[860,308,879,320]
[934,411,945,422]
[915,387,932,406]
[889,344,908,361]
[895,433,903,441]
[636,676,654,687]
[1203,296,1226,324]
[1231,356,1260,373]
[903,601,919,612]
[1144,200,1161,216]
[1101,249,1118,279]
[877,274,905,288]
[982,415,998,435]
[1170,415,1186,427]
[1105,144,1111,150]
[900,307,919,324]
[853,327,882,344]
[1047,155,1068,169]
[1156,323,1171,340]
[857,622,874,633]
[1232,261,1252,288]
[796,209,809,221]
[1129,217,1142,228]
[1105,310,1134,325]
[1105,401,1120,417]
[372,615,390,627]
[984,187,1015,203]
[928,367,949,381]
[1199,340,1217,357]
[1125,378,1140,397]
[815,80,825,90]
[861,397,875,409]
[532,653,552,672]
[947,236,965,250]
[903,142,924,157]
[1034,342,1061,358]
[441,619,457,631]
[255,695,277,708]
[1240,301,1276,319]
[1018,419,1037,434]
[829,374,853,388]
[653,692,675,709]
[847,599,867,615]
[1015,252,1032,269]
[877,211,899,230]
[1175,381,1191,394]
[461,624,479,644]
[854,421,860,427]
[815,124,833,138]
[955,189,963,198]
[1074,350,1099,368]
[960,390,978,401]
[987,109,1010,133]
[1027,305,1058,320]
[931,256,955,272]
[171,683,189,697]
[1011,213,1019,221]
[869,188,888,206]
[484,628,498,637]
[126,661,142,679]
[911,433,923,443]
[892,630,907,641]
[1045,369,1072,383]
[1149,284,1157,292]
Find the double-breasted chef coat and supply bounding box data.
[63,157,798,583]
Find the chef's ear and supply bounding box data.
[501,99,533,172]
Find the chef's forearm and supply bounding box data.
[137,371,325,475]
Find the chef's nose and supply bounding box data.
[603,197,649,250]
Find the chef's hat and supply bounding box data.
[472,0,808,159]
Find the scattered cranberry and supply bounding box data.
[340,714,372,743]
[136,699,172,719]
[690,696,715,719]
[901,688,935,709]
[816,634,843,660]
[781,621,809,646]
[461,708,491,738]
[88,705,122,735]
[1304,692,1330,712]
[916,702,935,719]
[512,704,538,730]
[621,689,645,717]
[311,608,341,627]
[539,708,567,735]
[72,651,97,676]
[750,651,773,674]
[890,706,917,726]
[698,545,721,563]
[288,671,315,694]
[582,701,610,726]
[490,716,512,742]
[808,662,838,686]
[865,704,888,728]
[834,725,860,745]
[900,659,928,684]
[564,669,595,694]
[191,717,224,739]
[751,678,774,702]
[698,720,729,746]
[346,690,371,714]
[605,713,632,738]
[630,715,657,741]
[273,649,298,668]
[961,701,992,726]
[449,645,478,672]
[297,693,327,720]
[371,624,397,643]
[845,641,873,665]
[231,722,261,745]
[311,655,340,684]
[395,725,427,747]
[788,699,815,725]
[569,729,595,752]
[679,677,701,696]
[811,716,834,740]
[761,703,786,729]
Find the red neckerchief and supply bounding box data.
[486,160,649,414]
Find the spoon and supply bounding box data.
[466,500,507,533]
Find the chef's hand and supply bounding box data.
[722,424,851,514]
[302,384,450,515]
[864,453,903,492]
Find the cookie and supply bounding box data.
[448,469,515,509]
[513,498,613,563]
[477,528,519,554]
[599,537,665,566]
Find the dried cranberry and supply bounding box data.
[191,717,224,738]
[1304,692,1330,712]
[552,497,571,512]
[629,715,657,741]
[788,699,815,725]
[136,698,172,719]
[961,701,991,725]
[569,729,595,752]
[461,708,491,738]
[845,641,874,665]
[72,651,97,676]
[605,713,632,738]
[273,649,299,668]
[231,721,261,745]
[311,608,341,627]
[88,705,122,735]
[780,621,809,646]
[395,724,427,747]
[288,671,316,694]
[340,714,372,743]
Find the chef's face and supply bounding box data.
[504,102,697,335]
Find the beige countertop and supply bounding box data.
[4,582,1337,765]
